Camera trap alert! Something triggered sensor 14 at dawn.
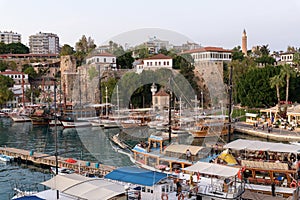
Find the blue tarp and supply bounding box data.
[199,154,219,163]
[105,166,167,186]
[13,196,44,200]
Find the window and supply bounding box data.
[167,61,169,65]
[104,58,106,62]
[159,62,161,65]
[112,58,115,63]
[163,61,166,65]
[155,62,157,66]
[97,58,99,63]
[147,62,149,66]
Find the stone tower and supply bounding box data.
[242,29,247,56]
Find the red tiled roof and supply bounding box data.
[181,46,232,54]
[154,90,169,96]
[0,70,24,75]
[145,54,172,60]
[90,52,115,57]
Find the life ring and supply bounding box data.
[298,181,300,187]
[290,181,297,188]
[161,193,168,200]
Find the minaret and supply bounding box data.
[242,29,247,56]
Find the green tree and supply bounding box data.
[293,52,300,68]
[23,65,38,81]
[0,42,7,54]
[235,65,280,107]
[75,35,96,66]
[231,46,244,61]
[270,74,284,115]
[5,42,29,54]
[60,44,75,56]
[116,51,134,69]
[75,35,96,54]
[280,64,296,113]
[0,75,14,107]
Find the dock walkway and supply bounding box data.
[235,122,300,142]
[0,147,115,176]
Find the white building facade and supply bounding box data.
[280,52,294,65]
[86,53,117,69]
[29,32,60,54]
[136,54,172,74]
[0,70,30,107]
[183,47,232,62]
[0,31,21,44]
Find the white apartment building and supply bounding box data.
[29,32,59,54]
[182,47,232,62]
[86,53,117,69]
[0,31,21,44]
[135,54,172,74]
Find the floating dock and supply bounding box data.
[0,147,115,176]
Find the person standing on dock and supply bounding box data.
[186,149,192,161]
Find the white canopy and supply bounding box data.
[224,139,300,153]
[183,161,240,178]
[41,174,125,200]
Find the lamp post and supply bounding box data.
[105,86,108,118]
[98,65,102,104]
[150,83,157,111]
[201,91,204,112]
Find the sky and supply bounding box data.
[1,0,300,52]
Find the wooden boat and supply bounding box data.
[29,108,51,126]
[60,118,91,128]
[219,139,300,198]
[190,122,233,138]
[10,115,31,122]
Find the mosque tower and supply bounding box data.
[242,29,247,56]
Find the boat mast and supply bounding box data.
[22,72,25,108]
[53,78,59,199]
[168,91,172,143]
[227,65,233,143]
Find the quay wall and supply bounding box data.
[235,125,300,142]
[0,147,115,176]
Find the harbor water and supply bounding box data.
[0,117,132,199]
[0,117,271,199]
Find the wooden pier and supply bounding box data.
[0,147,116,176]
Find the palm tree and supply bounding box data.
[280,64,296,113]
[270,75,284,117]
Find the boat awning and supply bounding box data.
[105,166,167,186]
[41,174,125,200]
[224,139,300,153]
[183,161,240,178]
[164,144,204,156]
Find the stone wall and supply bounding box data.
[194,61,227,108]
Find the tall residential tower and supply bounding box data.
[29,32,59,54]
[0,31,21,44]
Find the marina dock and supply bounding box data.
[0,147,115,176]
[235,122,300,142]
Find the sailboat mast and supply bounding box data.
[227,65,233,143]
[53,78,59,199]
[22,73,25,108]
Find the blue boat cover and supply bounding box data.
[199,154,219,163]
[105,166,167,186]
[13,196,44,200]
